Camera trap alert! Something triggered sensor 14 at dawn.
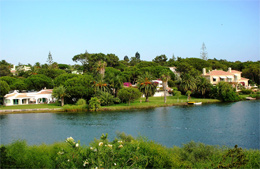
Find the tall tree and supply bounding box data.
[137,72,158,102]
[153,54,168,66]
[160,70,171,103]
[52,85,68,106]
[47,51,54,68]
[196,76,212,97]
[0,80,10,105]
[135,52,140,60]
[96,60,107,78]
[124,55,129,62]
[200,42,208,60]
[180,74,197,93]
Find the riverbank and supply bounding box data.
[0,96,220,114]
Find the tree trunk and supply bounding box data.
[61,97,64,107]
[164,89,167,103]
[145,96,149,102]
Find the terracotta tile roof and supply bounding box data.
[38,89,53,94]
[16,94,29,98]
[240,77,249,80]
[4,93,16,97]
[204,70,234,76]
[231,70,242,73]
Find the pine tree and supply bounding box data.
[47,51,53,66]
[200,42,208,60]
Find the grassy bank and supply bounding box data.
[0,96,220,113]
[1,133,259,168]
[100,95,220,111]
[0,103,61,110]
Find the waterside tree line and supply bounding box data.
[0,52,259,106]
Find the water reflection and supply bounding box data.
[0,101,259,149]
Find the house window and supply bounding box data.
[213,78,217,82]
[5,99,10,103]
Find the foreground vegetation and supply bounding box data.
[1,133,259,168]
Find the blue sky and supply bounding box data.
[0,0,259,65]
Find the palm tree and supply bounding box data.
[104,73,123,97]
[52,85,68,107]
[197,76,212,97]
[180,74,197,93]
[186,90,192,101]
[137,72,157,102]
[175,91,181,102]
[96,60,107,78]
[160,71,171,103]
[89,97,101,111]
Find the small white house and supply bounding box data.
[151,79,172,97]
[4,89,55,106]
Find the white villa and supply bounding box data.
[202,67,249,90]
[10,64,31,75]
[4,89,55,106]
[152,79,172,97]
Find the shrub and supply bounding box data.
[240,89,253,95]
[88,97,101,111]
[76,98,86,105]
[1,134,259,169]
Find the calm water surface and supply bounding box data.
[0,101,259,149]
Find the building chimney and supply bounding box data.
[202,68,206,75]
[13,64,15,70]
[228,67,231,73]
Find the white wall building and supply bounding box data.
[4,89,55,106]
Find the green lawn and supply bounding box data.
[100,95,220,111]
[0,96,220,112]
[0,103,61,110]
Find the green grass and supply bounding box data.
[0,95,220,112]
[100,95,220,111]
[0,103,61,110]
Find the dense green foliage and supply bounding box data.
[1,134,259,168]
[1,54,259,106]
[212,82,240,102]
[118,88,142,105]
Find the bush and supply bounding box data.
[62,105,87,112]
[76,98,86,105]
[240,89,253,95]
[168,80,175,87]
[1,134,259,169]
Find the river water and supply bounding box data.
[0,101,259,149]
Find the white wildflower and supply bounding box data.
[99,142,103,146]
[118,144,123,148]
[107,144,113,148]
[66,137,74,142]
[118,140,123,144]
[114,163,116,166]
[68,159,70,162]
[57,151,64,155]
[75,143,79,147]
[90,147,93,150]
[83,159,89,166]
[94,148,97,152]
